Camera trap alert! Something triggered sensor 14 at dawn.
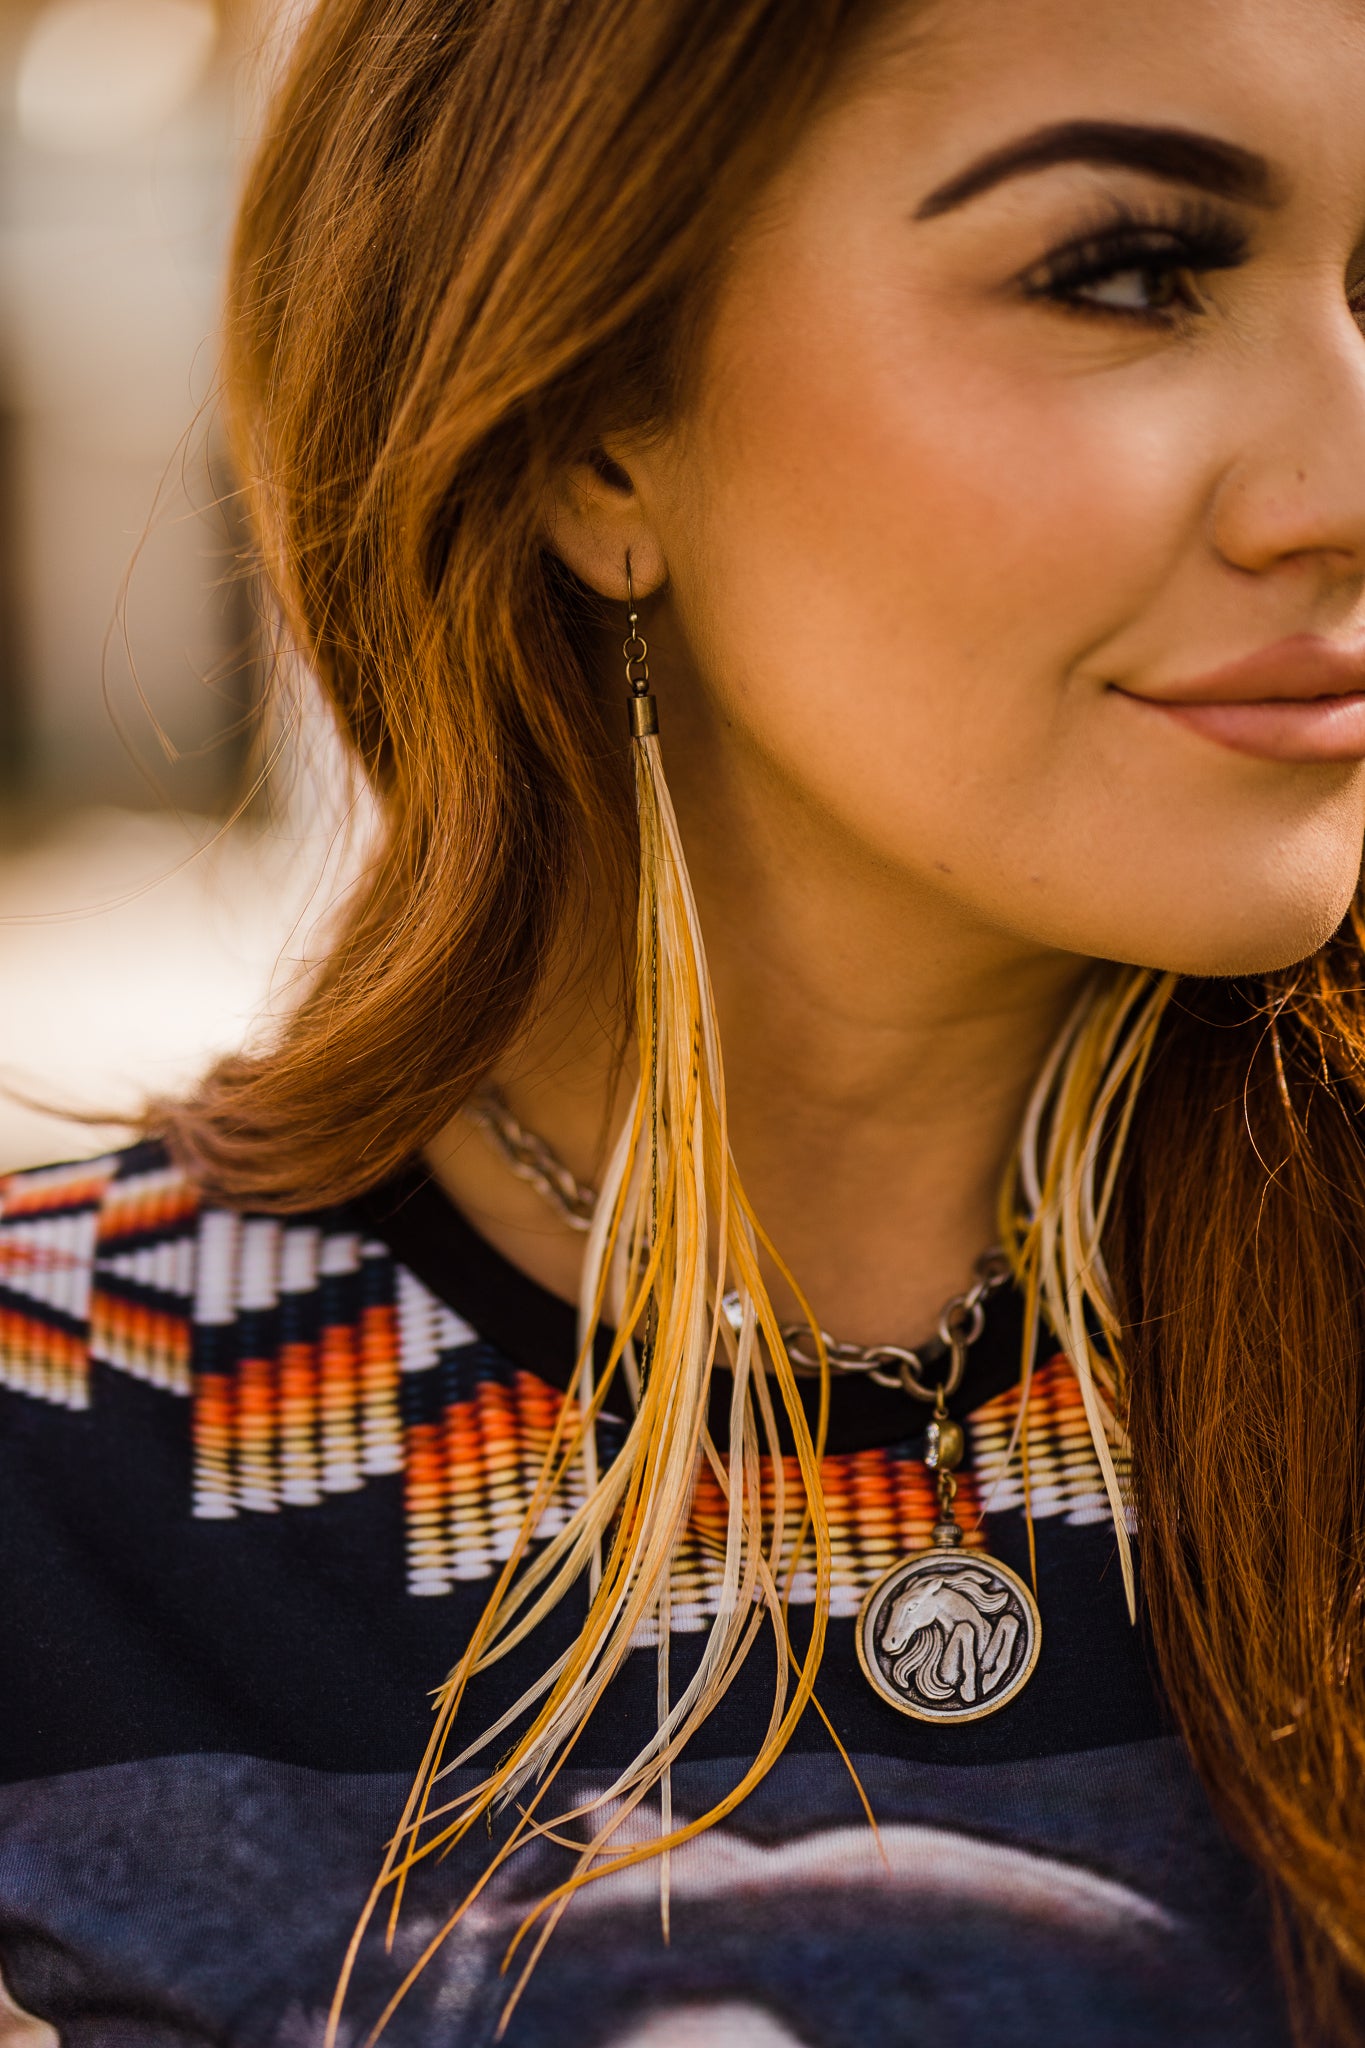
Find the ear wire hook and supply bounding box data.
[623,553,658,737]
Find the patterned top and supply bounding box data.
[0,1141,1122,1606]
[0,1141,1284,2048]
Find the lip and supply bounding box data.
[1118,634,1365,764]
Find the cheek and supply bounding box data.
[682,281,1204,808]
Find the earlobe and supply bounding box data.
[543,451,667,601]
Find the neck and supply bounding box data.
[427,631,1091,1344]
[663,677,1089,1342]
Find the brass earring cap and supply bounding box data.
[629,694,659,738]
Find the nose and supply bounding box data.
[1210,295,1365,589]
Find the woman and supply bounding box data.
[3,0,1364,2040]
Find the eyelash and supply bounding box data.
[1022,197,1251,324]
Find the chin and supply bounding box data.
[1114,881,1361,980]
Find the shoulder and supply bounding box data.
[0,1146,507,1589]
[0,1140,198,1410]
[0,1137,435,1423]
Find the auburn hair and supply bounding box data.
[163,0,1365,2039]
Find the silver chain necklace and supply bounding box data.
[465,1088,1010,1405]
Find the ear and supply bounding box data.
[543,445,667,601]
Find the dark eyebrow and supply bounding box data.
[914,120,1286,220]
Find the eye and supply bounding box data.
[1065,257,1193,315]
[1020,203,1249,326]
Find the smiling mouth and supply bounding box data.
[1116,634,1365,764]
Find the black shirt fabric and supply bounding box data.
[0,1141,1285,2045]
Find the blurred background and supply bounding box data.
[0,0,350,1171]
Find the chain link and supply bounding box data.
[465,1090,596,1232]
[727,1248,1010,1404]
[467,1088,1009,1399]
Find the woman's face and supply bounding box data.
[619,0,1365,976]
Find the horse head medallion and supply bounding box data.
[857,1549,1041,1723]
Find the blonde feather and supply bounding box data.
[327,727,834,2046]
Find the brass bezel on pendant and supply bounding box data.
[856,1545,1043,1724]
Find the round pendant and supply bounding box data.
[856,1547,1041,1723]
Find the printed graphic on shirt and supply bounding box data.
[0,1743,1283,2048]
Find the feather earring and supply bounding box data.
[327,563,836,2047]
[1002,963,1177,1619]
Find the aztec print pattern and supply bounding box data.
[0,1144,1118,1607]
